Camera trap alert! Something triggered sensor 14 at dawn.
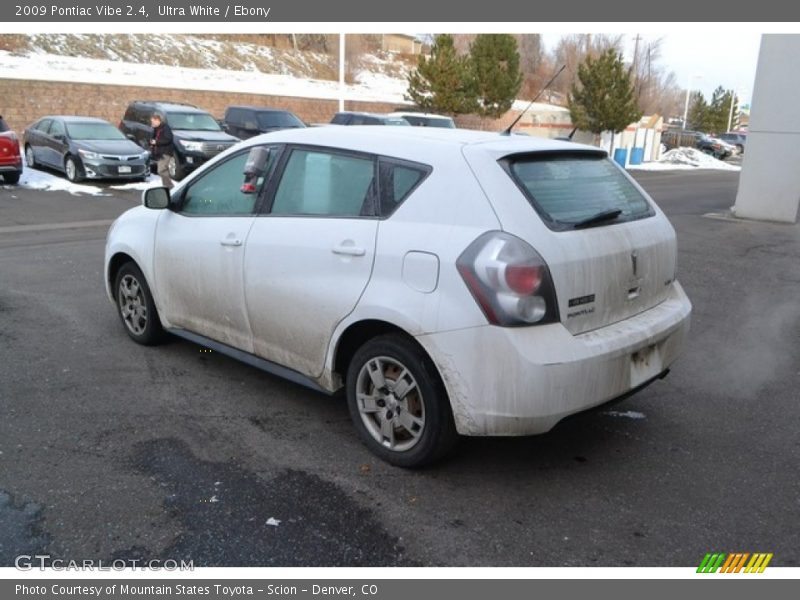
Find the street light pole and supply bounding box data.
[727,90,736,132]
[682,74,702,130]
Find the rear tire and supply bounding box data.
[114,262,164,345]
[25,145,36,168]
[3,172,20,184]
[346,334,458,468]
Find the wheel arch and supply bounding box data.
[332,319,437,386]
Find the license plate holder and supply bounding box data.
[118,165,132,174]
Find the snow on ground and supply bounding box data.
[8,167,164,195]
[630,147,741,172]
[16,166,108,196]
[110,174,164,191]
[0,50,409,104]
[602,410,647,420]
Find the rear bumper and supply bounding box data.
[416,281,692,436]
[0,160,22,172]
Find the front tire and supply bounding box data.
[168,155,186,181]
[346,334,458,468]
[65,156,83,182]
[114,262,164,345]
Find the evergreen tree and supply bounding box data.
[687,92,709,131]
[708,86,732,133]
[568,48,642,137]
[405,34,477,115]
[469,34,523,119]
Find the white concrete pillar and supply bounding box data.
[733,34,800,223]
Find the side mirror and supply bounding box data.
[241,147,271,193]
[143,187,170,209]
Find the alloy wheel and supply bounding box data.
[355,356,425,452]
[117,274,147,336]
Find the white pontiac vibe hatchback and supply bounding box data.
[105,126,691,467]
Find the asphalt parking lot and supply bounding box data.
[1,169,798,567]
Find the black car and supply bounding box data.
[120,101,239,180]
[22,116,149,182]
[222,106,305,139]
[330,112,411,126]
[661,129,732,160]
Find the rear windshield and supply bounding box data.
[402,116,455,128]
[257,111,304,129]
[505,153,654,230]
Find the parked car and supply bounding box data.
[105,127,691,467]
[697,134,733,160]
[0,115,23,184]
[390,111,456,128]
[330,111,411,126]
[222,106,305,139]
[120,101,239,181]
[23,116,149,182]
[661,129,732,160]
[717,131,747,154]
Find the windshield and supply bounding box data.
[384,117,411,126]
[66,122,127,141]
[506,154,653,230]
[167,112,221,131]
[256,112,304,129]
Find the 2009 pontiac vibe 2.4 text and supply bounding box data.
[104,127,691,467]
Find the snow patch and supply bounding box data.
[17,166,107,196]
[603,410,646,420]
[110,174,164,191]
[265,517,281,527]
[630,147,741,172]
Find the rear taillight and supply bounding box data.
[456,231,559,327]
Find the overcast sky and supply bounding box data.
[541,33,762,105]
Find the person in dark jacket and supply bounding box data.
[149,113,174,189]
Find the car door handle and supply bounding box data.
[332,244,366,257]
[220,238,243,247]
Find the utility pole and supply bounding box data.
[338,33,345,112]
[727,90,736,132]
[632,34,642,98]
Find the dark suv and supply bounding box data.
[222,106,305,139]
[119,101,239,180]
[330,112,411,126]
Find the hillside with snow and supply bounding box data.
[0,34,415,103]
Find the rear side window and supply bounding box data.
[378,160,430,216]
[505,154,654,230]
[0,117,9,132]
[271,149,375,217]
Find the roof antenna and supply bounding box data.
[501,65,566,136]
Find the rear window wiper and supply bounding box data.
[572,208,623,229]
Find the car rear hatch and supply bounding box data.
[463,145,677,335]
[0,131,20,165]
